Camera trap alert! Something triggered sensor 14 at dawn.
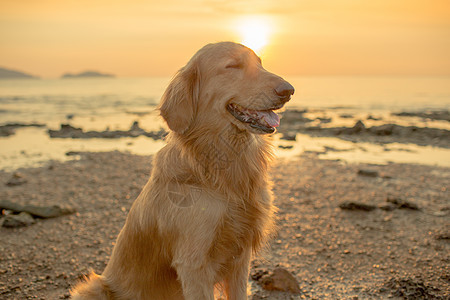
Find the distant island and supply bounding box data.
[0,67,39,79]
[61,71,115,79]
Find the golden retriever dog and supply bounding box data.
[71,41,294,300]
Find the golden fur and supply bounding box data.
[71,42,293,300]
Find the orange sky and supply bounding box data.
[1,0,449,78]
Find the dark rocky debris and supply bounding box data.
[48,122,167,140]
[0,123,45,137]
[0,200,76,219]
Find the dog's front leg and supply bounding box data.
[224,246,251,300]
[170,208,220,300]
[167,188,227,299]
[174,262,216,300]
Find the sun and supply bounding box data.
[236,16,272,54]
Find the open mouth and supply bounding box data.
[227,103,282,134]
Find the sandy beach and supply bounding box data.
[1,149,448,299]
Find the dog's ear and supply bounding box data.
[159,61,199,135]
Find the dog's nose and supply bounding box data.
[274,82,295,99]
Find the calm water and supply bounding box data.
[0,77,170,131]
[0,76,449,170]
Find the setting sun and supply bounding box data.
[236,16,272,54]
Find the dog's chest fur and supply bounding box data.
[208,190,272,267]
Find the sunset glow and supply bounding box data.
[0,0,449,77]
[237,16,272,54]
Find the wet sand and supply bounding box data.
[1,151,449,299]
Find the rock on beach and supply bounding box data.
[2,212,35,228]
[48,122,167,140]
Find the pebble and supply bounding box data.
[258,268,301,294]
[281,132,297,141]
[379,203,397,211]
[0,200,76,218]
[339,201,377,211]
[6,172,28,186]
[2,212,35,228]
[357,169,379,177]
[386,198,420,210]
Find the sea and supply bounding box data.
[0,76,449,171]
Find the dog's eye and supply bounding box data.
[225,62,243,69]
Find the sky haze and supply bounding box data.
[1,0,449,78]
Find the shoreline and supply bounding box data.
[0,108,449,171]
[0,151,449,298]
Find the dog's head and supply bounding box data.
[159,42,294,136]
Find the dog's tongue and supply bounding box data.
[257,111,280,127]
